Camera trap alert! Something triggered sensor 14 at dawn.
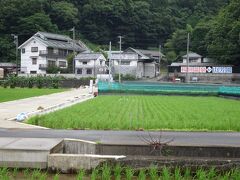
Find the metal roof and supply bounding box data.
[75,53,104,60]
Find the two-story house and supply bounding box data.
[18,32,87,74]
[75,52,107,77]
[108,47,159,78]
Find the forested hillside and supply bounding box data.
[0,0,239,64]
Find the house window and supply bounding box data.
[59,61,67,68]
[86,68,92,74]
[121,61,130,65]
[48,60,56,67]
[83,61,88,65]
[30,71,37,74]
[32,58,37,65]
[31,47,38,52]
[22,48,25,54]
[77,68,82,74]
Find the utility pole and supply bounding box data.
[108,41,112,83]
[70,27,76,74]
[186,33,190,83]
[159,44,162,76]
[118,36,123,83]
[11,34,18,75]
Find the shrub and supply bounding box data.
[35,75,45,88]
[46,66,60,74]
[51,76,61,89]
[113,74,136,81]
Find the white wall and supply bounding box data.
[183,58,201,63]
[20,38,47,74]
[75,55,106,68]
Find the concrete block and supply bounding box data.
[48,154,126,172]
[63,138,96,154]
[0,138,63,169]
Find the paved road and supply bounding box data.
[0,88,93,129]
[1,129,240,147]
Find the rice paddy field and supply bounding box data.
[0,166,240,180]
[28,95,240,131]
[0,88,65,103]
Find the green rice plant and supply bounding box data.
[12,167,18,178]
[53,173,60,180]
[31,169,42,180]
[77,169,86,180]
[149,165,159,180]
[220,171,231,180]
[138,169,146,180]
[183,168,191,180]
[27,95,240,131]
[161,166,171,180]
[0,167,10,180]
[125,166,134,180]
[195,168,207,180]
[101,163,111,180]
[207,167,216,179]
[114,164,122,180]
[230,168,240,179]
[91,168,99,180]
[174,167,182,180]
[23,168,31,178]
[39,172,47,180]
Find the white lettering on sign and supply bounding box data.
[212,67,232,74]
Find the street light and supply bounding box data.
[11,34,18,75]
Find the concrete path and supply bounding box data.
[1,129,240,147]
[0,88,93,129]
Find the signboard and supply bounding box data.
[181,67,206,73]
[181,66,232,74]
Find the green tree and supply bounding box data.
[50,1,79,30]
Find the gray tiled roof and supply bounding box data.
[75,53,103,60]
[135,49,165,58]
[182,52,202,58]
[34,34,85,52]
[37,32,71,41]
[19,31,88,52]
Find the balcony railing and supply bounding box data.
[39,64,47,70]
[39,50,68,59]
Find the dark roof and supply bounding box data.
[75,53,104,60]
[125,47,150,60]
[19,32,88,52]
[135,49,165,58]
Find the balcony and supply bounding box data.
[39,50,68,59]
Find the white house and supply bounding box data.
[182,52,202,64]
[18,32,87,74]
[108,47,158,78]
[75,52,107,77]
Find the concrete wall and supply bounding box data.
[144,63,156,78]
[169,73,235,83]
